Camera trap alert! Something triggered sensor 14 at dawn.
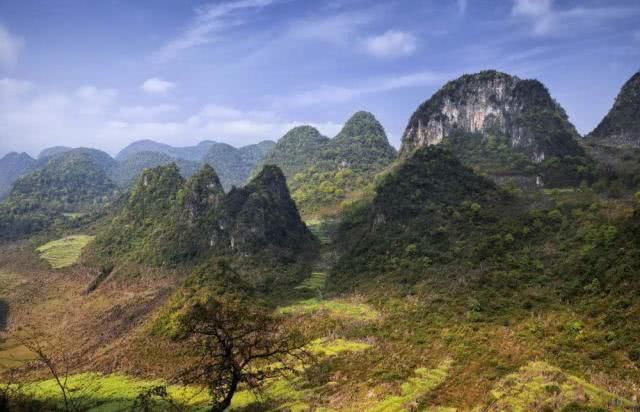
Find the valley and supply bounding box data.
[1,69,640,411]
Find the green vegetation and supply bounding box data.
[36,235,95,269]
[367,361,451,412]
[14,373,210,411]
[279,298,378,321]
[295,272,327,292]
[257,112,396,217]
[0,149,117,241]
[489,361,634,411]
[90,163,317,267]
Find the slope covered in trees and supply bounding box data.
[0,149,118,240]
[89,163,316,267]
[257,112,396,217]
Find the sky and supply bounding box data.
[0,0,639,158]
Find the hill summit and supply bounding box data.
[399,70,588,187]
[257,111,396,217]
[587,71,640,148]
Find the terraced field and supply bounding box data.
[36,235,95,269]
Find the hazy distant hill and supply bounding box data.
[0,152,36,199]
[110,151,201,187]
[116,140,217,162]
[115,139,276,190]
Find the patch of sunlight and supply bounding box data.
[231,338,369,411]
[295,272,327,292]
[489,361,635,412]
[36,235,95,269]
[365,359,452,412]
[308,338,371,357]
[279,298,378,321]
[14,372,210,411]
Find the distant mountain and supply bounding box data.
[38,146,73,160]
[399,70,590,187]
[0,149,118,240]
[110,151,201,187]
[0,152,36,199]
[116,140,217,162]
[259,126,331,178]
[202,141,275,190]
[90,163,316,267]
[587,71,640,148]
[256,112,396,217]
[115,139,276,190]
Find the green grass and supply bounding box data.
[278,298,378,321]
[15,373,210,411]
[366,360,452,412]
[36,235,95,269]
[231,338,371,411]
[295,271,327,292]
[306,219,330,245]
[490,361,634,412]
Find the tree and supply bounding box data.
[176,296,312,412]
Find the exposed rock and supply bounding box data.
[400,70,583,163]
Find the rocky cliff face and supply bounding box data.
[587,71,640,148]
[400,70,583,163]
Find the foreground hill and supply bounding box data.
[0,149,118,240]
[257,112,396,217]
[400,70,590,188]
[89,163,316,268]
[0,152,36,199]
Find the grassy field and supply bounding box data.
[279,298,378,321]
[36,235,95,269]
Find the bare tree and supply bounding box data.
[13,327,84,412]
[176,296,313,412]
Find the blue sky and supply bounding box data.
[0,0,639,157]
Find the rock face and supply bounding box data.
[587,71,640,148]
[0,152,36,199]
[400,70,583,163]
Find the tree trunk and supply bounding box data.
[211,374,239,412]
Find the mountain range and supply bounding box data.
[1,69,640,411]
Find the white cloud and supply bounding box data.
[511,0,638,36]
[152,0,273,62]
[141,77,176,94]
[0,25,24,68]
[275,70,448,108]
[118,104,178,120]
[0,79,344,156]
[364,30,417,58]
